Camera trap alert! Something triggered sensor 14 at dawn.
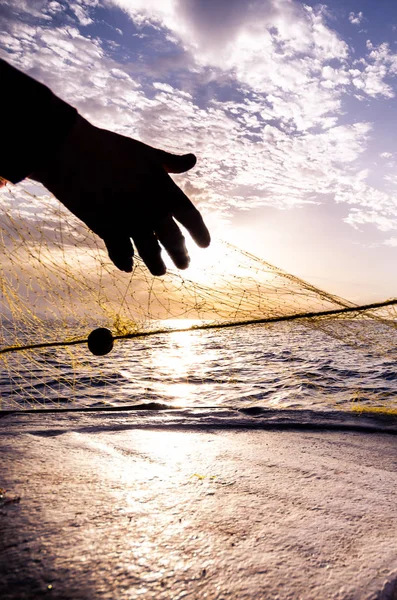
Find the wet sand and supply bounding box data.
[1,411,397,599]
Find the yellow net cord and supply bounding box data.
[1,185,396,413]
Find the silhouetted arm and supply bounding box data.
[0,59,78,183]
[0,59,210,274]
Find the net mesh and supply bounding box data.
[1,185,397,413]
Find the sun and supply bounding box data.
[162,238,237,286]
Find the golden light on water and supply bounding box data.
[118,319,210,406]
[160,319,204,331]
[150,323,206,406]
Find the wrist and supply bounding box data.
[31,114,88,185]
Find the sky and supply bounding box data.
[1,0,397,302]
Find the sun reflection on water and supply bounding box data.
[149,321,208,406]
[160,319,204,331]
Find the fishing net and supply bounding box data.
[1,184,397,414]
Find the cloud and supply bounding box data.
[69,2,94,26]
[175,0,275,51]
[0,12,149,134]
[344,209,397,233]
[1,0,397,248]
[108,0,353,137]
[350,41,397,99]
[384,237,397,247]
[349,11,364,26]
[0,0,50,20]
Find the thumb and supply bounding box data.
[156,151,197,174]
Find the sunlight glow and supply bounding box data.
[147,327,207,406]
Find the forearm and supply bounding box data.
[0,59,78,183]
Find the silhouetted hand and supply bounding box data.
[32,115,210,275]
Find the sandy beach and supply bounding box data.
[1,410,397,599]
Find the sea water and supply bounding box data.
[1,322,397,414]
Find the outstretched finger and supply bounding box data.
[133,230,167,276]
[155,216,190,270]
[174,206,210,249]
[103,235,134,273]
[160,175,211,248]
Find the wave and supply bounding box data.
[2,405,396,435]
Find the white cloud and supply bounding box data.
[350,41,397,99]
[0,0,50,19]
[384,237,397,247]
[109,0,352,133]
[1,0,397,246]
[69,2,94,26]
[349,11,364,26]
[344,209,397,233]
[47,2,65,15]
